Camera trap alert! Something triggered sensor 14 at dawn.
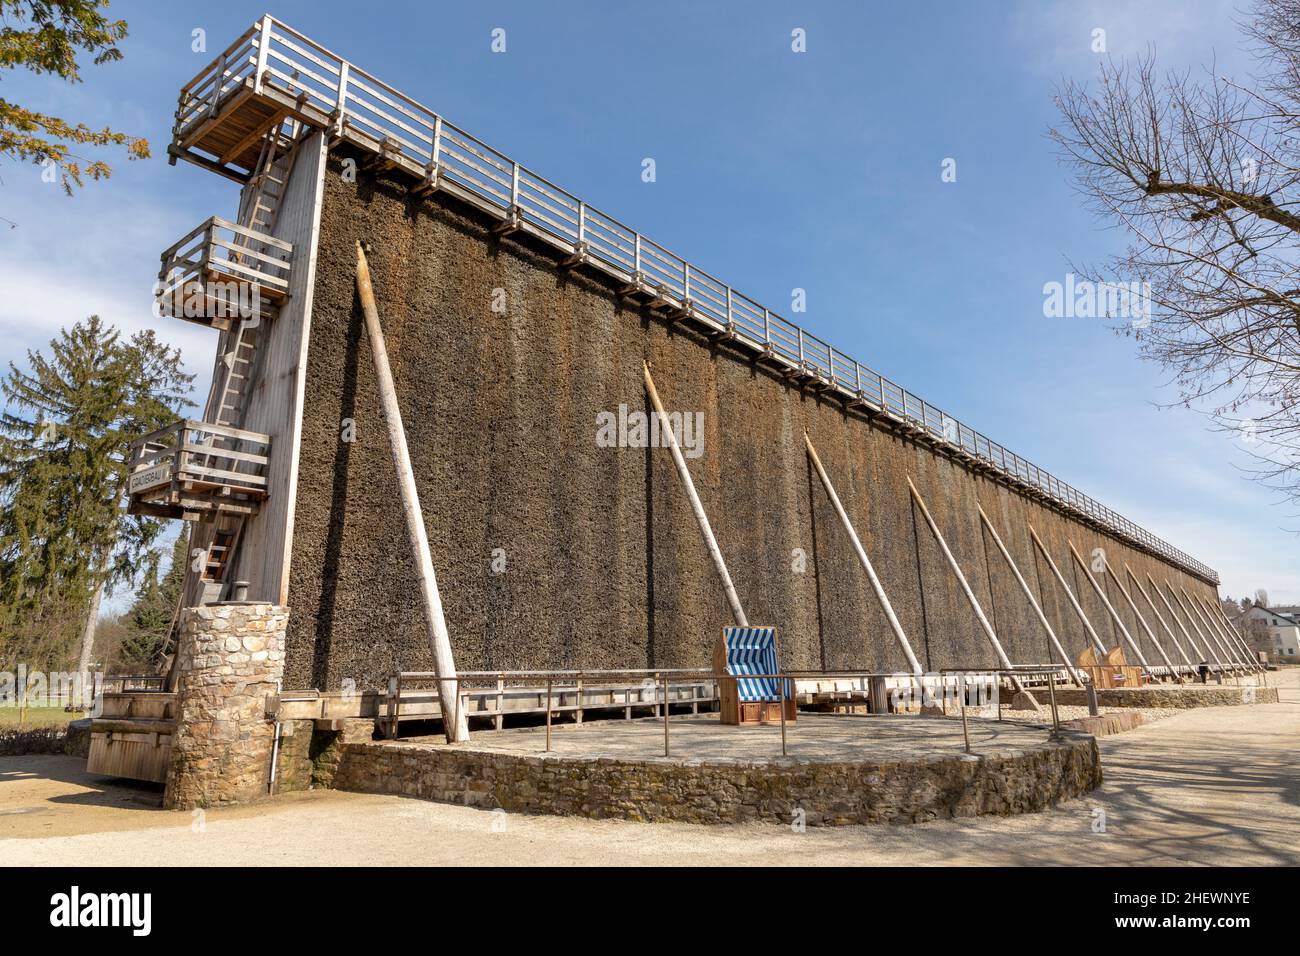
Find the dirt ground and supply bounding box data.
[2,670,1295,867]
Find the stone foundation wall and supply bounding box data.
[1050,685,1277,709]
[1061,712,1145,737]
[164,603,288,810]
[331,735,1101,826]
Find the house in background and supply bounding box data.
[1239,605,1300,663]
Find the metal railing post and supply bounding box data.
[1047,675,1061,740]
[959,674,971,754]
[777,673,787,757]
[545,678,552,752]
[660,672,669,757]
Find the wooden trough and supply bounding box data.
[86,692,177,784]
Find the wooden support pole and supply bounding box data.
[804,433,923,675]
[906,478,1031,701]
[1181,586,1244,670]
[1125,566,1194,671]
[1165,581,1227,670]
[355,241,468,743]
[1197,593,1258,671]
[1147,573,1212,665]
[976,505,1082,685]
[1099,559,1183,682]
[1066,540,1152,672]
[1206,597,1263,671]
[1027,524,1108,655]
[643,363,747,627]
[1201,596,1256,670]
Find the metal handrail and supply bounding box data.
[384,665,1077,758]
[173,15,1219,585]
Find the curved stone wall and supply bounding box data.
[332,733,1102,826]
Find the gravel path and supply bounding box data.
[2,670,1296,866]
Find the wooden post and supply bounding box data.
[1125,566,1195,672]
[355,241,468,743]
[1027,524,1108,655]
[1180,586,1244,670]
[906,478,1032,703]
[1204,597,1263,671]
[1200,593,1259,671]
[1066,540,1152,672]
[1164,581,1225,670]
[804,433,922,675]
[1143,571,1208,665]
[643,363,747,626]
[976,505,1082,685]
[1098,558,1183,682]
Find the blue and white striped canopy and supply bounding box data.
[723,626,790,702]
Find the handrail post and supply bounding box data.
[333,61,350,136]
[660,672,669,757]
[959,674,971,754]
[545,679,552,752]
[777,672,787,757]
[254,17,271,94]
[1047,675,1061,740]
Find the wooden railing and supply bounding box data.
[171,16,1219,585]
[127,419,271,517]
[156,216,292,328]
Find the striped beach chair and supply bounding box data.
[718,626,794,724]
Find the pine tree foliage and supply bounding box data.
[0,316,192,671]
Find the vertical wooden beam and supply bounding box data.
[804,433,923,675]
[1066,540,1152,672]
[906,478,1030,700]
[356,241,468,743]
[643,363,747,627]
[976,505,1082,685]
[1027,524,1108,655]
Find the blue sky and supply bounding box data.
[1,0,1294,606]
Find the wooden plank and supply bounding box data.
[225,131,328,607]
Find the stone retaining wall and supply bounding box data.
[1050,686,1277,709]
[332,735,1101,826]
[1061,712,1145,737]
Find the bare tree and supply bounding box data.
[1052,0,1300,505]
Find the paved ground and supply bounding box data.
[2,670,1295,866]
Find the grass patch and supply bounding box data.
[0,705,81,729]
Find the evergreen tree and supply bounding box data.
[0,316,192,672]
[113,533,187,671]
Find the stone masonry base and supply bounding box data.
[164,603,288,810]
[330,734,1102,826]
[1049,686,1277,709]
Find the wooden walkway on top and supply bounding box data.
[169,16,1219,586]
